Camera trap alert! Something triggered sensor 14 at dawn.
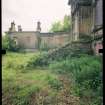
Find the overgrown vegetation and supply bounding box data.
[20,41,102,105]
[2,52,79,105]
[2,49,103,105]
[2,36,102,105]
[49,55,103,105]
[2,35,20,52]
[25,41,93,68]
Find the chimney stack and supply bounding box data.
[9,21,16,32]
[18,25,22,32]
[36,21,41,32]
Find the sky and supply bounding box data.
[2,0,71,34]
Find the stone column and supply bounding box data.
[36,21,41,32]
[10,21,16,32]
[74,12,79,41]
[18,25,22,32]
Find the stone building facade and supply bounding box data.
[92,0,103,55]
[6,21,70,51]
[68,0,103,55]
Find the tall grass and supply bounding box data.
[2,52,103,105]
[49,54,103,105]
[2,69,59,105]
[2,52,71,105]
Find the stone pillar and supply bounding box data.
[74,12,79,41]
[9,21,16,32]
[18,25,22,32]
[36,21,41,32]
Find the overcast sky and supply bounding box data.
[2,0,71,34]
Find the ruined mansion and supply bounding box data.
[6,21,70,51]
[5,0,103,54]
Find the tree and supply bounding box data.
[50,21,63,32]
[2,34,20,52]
[2,35,10,50]
[49,15,71,32]
[62,15,71,32]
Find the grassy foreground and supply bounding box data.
[2,52,79,105]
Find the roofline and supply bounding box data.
[5,31,70,37]
[5,31,70,34]
[5,31,38,33]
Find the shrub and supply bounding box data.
[25,52,48,69]
[2,35,20,52]
[49,55,103,105]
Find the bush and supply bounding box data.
[25,52,48,69]
[2,35,20,52]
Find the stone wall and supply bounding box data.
[7,31,38,49]
[39,32,70,49]
[6,31,70,51]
